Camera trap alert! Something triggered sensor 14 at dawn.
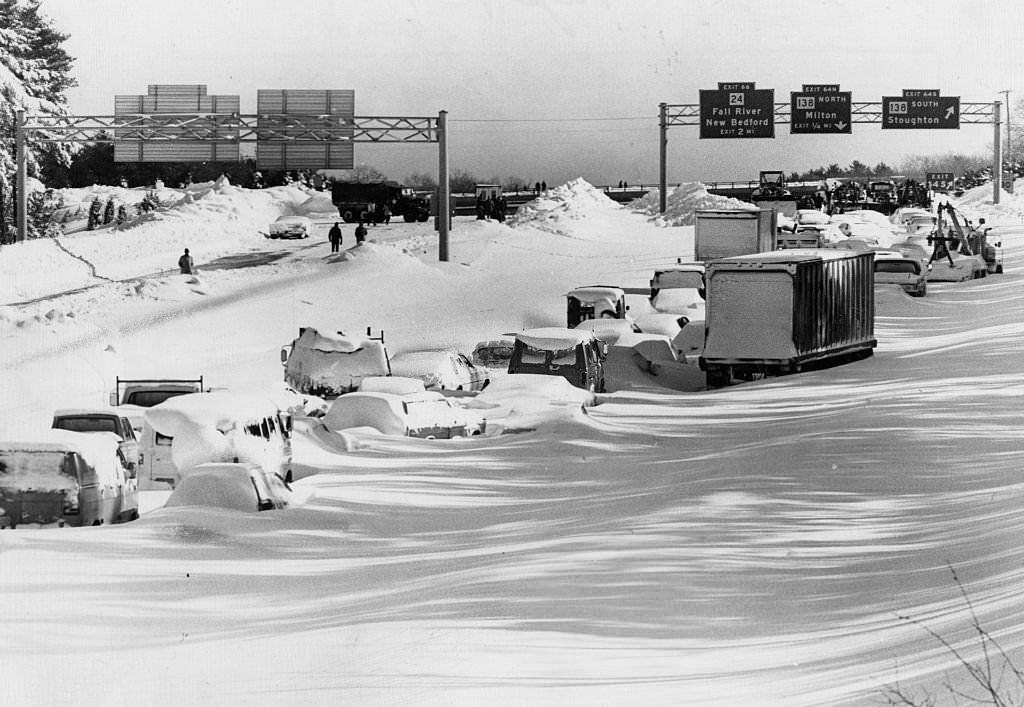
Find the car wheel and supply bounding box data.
[425,435,437,440]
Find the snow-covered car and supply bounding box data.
[572,318,640,347]
[649,264,705,317]
[267,215,312,239]
[51,407,140,472]
[323,390,486,439]
[358,376,426,395]
[281,327,390,397]
[873,250,928,297]
[566,285,629,326]
[792,209,830,232]
[508,327,607,393]
[0,430,138,528]
[389,349,489,392]
[164,462,291,513]
[472,338,515,368]
[633,312,690,339]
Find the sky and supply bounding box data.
[37,0,1024,186]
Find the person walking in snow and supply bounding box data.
[355,220,367,245]
[178,248,194,275]
[328,222,342,253]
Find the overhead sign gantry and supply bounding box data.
[15,84,453,261]
[658,83,1002,213]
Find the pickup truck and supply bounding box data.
[109,377,206,432]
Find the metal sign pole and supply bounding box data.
[993,101,1002,206]
[659,102,667,214]
[15,110,27,242]
[437,110,449,262]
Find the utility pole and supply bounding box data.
[1000,90,1013,193]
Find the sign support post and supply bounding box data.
[659,102,668,214]
[437,110,449,262]
[993,101,1002,206]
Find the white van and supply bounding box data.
[139,392,293,489]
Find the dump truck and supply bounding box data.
[694,209,776,262]
[700,249,876,387]
[331,181,430,223]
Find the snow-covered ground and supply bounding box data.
[2,177,1024,705]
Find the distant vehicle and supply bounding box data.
[508,327,607,393]
[164,462,291,513]
[649,263,705,316]
[750,170,797,218]
[281,327,391,397]
[873,250,928,297]
[323,390,486,439]
[693,209,776,262]
[331,180,430,223]
[51,408,140,473]
[389,349,489,392]
[266,215,312,239]
[566,285,629,327]
[633,312,690,340]
[472,338,516,368]
[142,391,294,489]
[792,209,830,232]
[0,430,138,528]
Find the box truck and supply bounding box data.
[699,249,876,387]
[693,209,777,262]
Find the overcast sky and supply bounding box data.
[41,0,1024,186]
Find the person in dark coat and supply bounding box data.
[355,220,367,245]
[328,222,342,253]
[178,248,194,274]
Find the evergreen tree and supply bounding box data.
[103,197,115,224]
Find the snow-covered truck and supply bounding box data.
[699,249,876,387]
[109,377,207,432]
[694,209,777,262]
[281,327,391,398]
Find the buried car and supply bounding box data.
[323,390,486,439]
[873,250,928,297]
[508,327,607,393]
[267,215,312,239]
[389,349,489,392]
[52,407,140,472]
[0,430,138,528]
[164,462,291,513]
[566,285,629,327]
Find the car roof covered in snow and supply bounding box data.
[145,391,284,436]
[515,327,597,350]
[567,285,625,301]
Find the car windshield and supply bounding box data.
[520,344,547,365]
[53,416,118,434]
[123,390,191,407]
[876,260,920,275]
[656,271,703,290]
[552,347,577,366]
[0,451,78,490]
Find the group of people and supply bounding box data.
[328,221,367,253]
[475,194,508,222]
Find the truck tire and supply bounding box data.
[341,210,355,223]
[417,213,429,222]
[403,213,417,223]
[705,368,730,388]
[359,210,369,223]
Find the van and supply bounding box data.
[140,392,294,489]
[0,430,138,528]
[281,327,391,397]
[508,327,607,393]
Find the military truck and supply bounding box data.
[330,181,430,223]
